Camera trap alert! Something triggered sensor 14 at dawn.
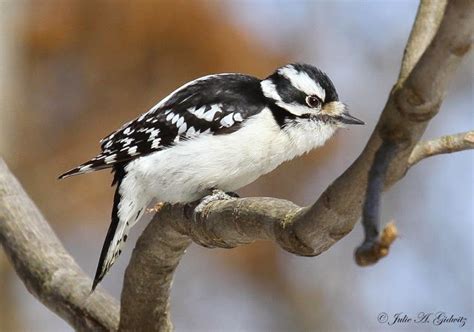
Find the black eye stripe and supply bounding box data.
[269,73,306,104]
[290,64,339,102]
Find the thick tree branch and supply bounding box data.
[399,0,447,82]
[120,1,473,330]
[353,0,448,264]
[120,211,191,332]
[1,1,472,331]
[0,159,119,331]
[408,131,474,167]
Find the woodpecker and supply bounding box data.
[59,63,364,290]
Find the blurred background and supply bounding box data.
[0,1,472,331]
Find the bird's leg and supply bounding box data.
[194,189,236,216]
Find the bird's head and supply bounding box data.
[261,63,364,127]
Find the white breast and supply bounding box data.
[124,108,337,203]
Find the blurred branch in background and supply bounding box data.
[0,159,119,331]
[0,252,22,331]
[0,0,473,331]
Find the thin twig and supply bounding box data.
[355,141,398,266]
[408,131,474,167]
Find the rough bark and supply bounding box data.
[120,1,473,330]
[0,1,472,331]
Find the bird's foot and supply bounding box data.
[194,189,236,216]
[147,201,164,214]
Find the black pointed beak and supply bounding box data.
[339,112,365,125]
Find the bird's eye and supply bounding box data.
[305,95,321,108]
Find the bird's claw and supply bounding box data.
[194,189,235,217]
[147,202,164,214]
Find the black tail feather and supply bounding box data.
[58,153,120,180]
[91,165,126,291]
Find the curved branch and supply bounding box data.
[355,141,398,266]
[355,129,474,265]
[119,210,191,332]
[121,1,473,330]
[0,159,119,331]
[1,1,471,331]
[408,131,474,167]
[353,0,468,266]
[398,0,447,82]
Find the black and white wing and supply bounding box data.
[59,73,266,179]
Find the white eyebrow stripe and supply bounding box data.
[260,79,282,101]
[278,65,326,101]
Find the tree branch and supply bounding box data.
[408,131,474,167]
[354,0,470,266]
[398,0,447,82]
[1,1,472,331]
[355,141,398,266]
[120,210,191,332]
[354,128,474,265]
[120,1,473,330]
[0,159,119,331]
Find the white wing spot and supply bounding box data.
[176,116,184,128]
[186,126,196,137]
[233,113,243,122]
[166,112,175,121]
[203,104,222,121]
[194,106,205,118]
[149,128,160,139]
[119,137,134,147]
[151,138,161,149]
[104,154,117,164]
[220,113,235,127]
[178,122,187,135]
[128,146,138,156]
[171,114,180,124]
